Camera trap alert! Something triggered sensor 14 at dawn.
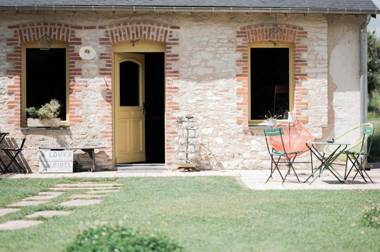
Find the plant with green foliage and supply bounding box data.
[26,99,61,119]
[362,202,380,228]
[368,32,380,114]
[25,106,39,119]
[66,225,183,252]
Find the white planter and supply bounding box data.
[27,118,61,128]
[266,118,277,127]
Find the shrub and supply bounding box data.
[362,202,380,228]
[25,99,61,119]
[369,90,380,114]
[38,99,60,119]
[25,107,39,118]
[66,225,183,252]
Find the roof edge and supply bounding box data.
[0,5,378,15]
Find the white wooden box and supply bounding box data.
[39,149,74,173]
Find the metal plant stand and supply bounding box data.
[176,115,199,171]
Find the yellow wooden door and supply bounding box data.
[115,53,145,163]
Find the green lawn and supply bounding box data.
[0,177,379,252]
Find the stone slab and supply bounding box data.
[50,187,120,191]
[0,220,43,230]
[8,200,49,207]
[26,210,72,219]
[60,199,103,207]
[69,194,104,199]
[24,194,62,201]
[38,191,64,197]
[85,189,120,194]
[55,183,121,188]
[0,208,20,217]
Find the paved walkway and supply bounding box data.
[2,169,380,190]
[239,170,380,190]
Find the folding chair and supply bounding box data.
[0,137,26,174]
[344,124,374,183]
[264,128,302,183]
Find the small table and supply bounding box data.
[305,141,348,184]
[40,146,105,172]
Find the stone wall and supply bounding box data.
[0,11,364,171]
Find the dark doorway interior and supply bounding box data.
[251,48,289,120]
[144,53,165,163]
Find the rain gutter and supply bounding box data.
[359,15,372,124]
[0,5,379,15]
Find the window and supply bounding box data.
[22,42,68,123]
[250,42,294,123]
[119,61,140,107]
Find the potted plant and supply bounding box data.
[264,111,281,127]
[26,99,61,128]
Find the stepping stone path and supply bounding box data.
[26,210,72,219]
[8,200,50,207]
[0,220,42,230]
[0,181,119,231]
[0,208,19,217]
[60,199,103,207]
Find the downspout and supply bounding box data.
[359,15,371,124]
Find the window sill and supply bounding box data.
[21,125,70,131]
[248,124,272,129]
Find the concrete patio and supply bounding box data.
[2,168,380,190]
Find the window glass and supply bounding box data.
[120,61,140,106]
[251,48,289,120]
[26,48,66,120]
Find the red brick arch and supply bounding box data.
[104,23,179,44]
[13,23,76,43]
[235,24,309,125]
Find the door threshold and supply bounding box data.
[116,163,167,171]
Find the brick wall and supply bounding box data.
[0,12,357,171]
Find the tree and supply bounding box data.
[368,31,380,113]
[368,31,380,93]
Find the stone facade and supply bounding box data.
[0,11,366,171]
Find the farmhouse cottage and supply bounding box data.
[0,0,378,171]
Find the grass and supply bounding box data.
[368,112,380,162]
[0,177,379,252]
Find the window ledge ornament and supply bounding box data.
[79,46,97,60]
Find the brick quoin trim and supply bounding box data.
[236,24,308,125]
[6,23,83,127]
[99,22,181,166]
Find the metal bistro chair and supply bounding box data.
[0,137,26,174]
[264,127,302,183]
[344,123,375,183]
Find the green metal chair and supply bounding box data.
[344,123,375,183]
[263,127,301,183]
